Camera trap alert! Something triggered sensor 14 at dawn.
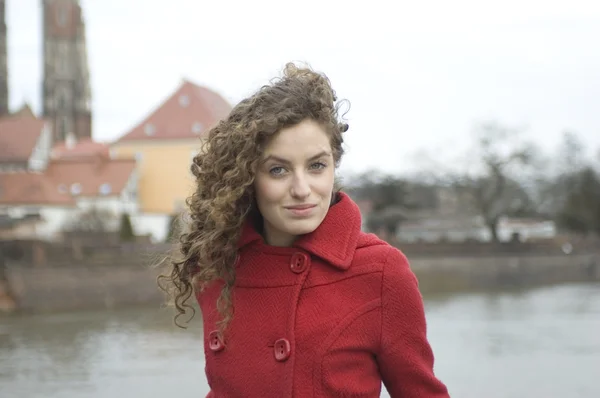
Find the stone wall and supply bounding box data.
[4,265,164,313]
[1,251,598,314]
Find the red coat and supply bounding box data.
[197,192,449,397]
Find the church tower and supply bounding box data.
[42,0,92,144]
[0,0,9,116]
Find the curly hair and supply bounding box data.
[157,62,349,335]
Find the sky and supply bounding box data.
[6,0,600,176]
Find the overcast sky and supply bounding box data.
[7,0,600,175]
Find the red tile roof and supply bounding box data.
[0,114,46,163]
[44,158,137,197]
[13,103,35,118]
[0,173,75,206]
[116,79,232,142]
[0,157,137,206]
[52,138,110,160]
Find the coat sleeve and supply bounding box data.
[377,247,450,398]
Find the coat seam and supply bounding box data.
[378,248,394,356]
[313,298,382,397]
[303,269,383,289]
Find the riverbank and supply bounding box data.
[1,251,598,314]
[410,251,599,293]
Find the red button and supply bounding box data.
[290,252,309,274]
[208,330,224,352]
[274,338,291,361]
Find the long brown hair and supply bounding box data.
[157,62,348,334]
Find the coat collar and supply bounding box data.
[237,192,362,270]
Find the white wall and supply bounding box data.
[497,219,557,242]
[0,205,73,241]
[28,124,52,172]
[38,207,73,240]
[76,196,137,216]
[396,216,488,243]
[396,216,556,243]
[120,169,139,211]
[131,213,170,243]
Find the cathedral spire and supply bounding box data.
[0,0,9,116]
[42,0,92,144]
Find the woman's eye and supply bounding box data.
[310,162,326,170]
[269,166,286,176]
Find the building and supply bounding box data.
[1,1,232,242]
[0,112,138,242]
[110,79,231,241]
[51,134,110,160]
[0,0,8,116]
[0,109,52,172]
[0,158,138,241]
[41,0,92,144]
[396,215,556,243]
[394,187,557,243]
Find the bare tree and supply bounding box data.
[552,133,600,235]
[557,167,600,235]
[345,170,437,237]
[531,131,596,219]
[446,121,537,242]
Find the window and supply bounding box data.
[192,122,203,134]
[58,117,70,142]
[128,188,137,200]
[58,54,69,75]
[56,6,68,26]
[70,183,82,196]
[56,42,70,75]
[99,183,112,196]
[45,96,54,111]
[144,123,155,136]
[55,84,70,110]
[179,95,190,107]
[57,91,67,110]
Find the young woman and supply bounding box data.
[159,63,450,397]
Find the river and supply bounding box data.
[1,283,598,397]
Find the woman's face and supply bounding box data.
[254,119,335,247]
